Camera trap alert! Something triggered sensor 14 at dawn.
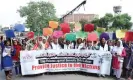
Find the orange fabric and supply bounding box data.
[49,21,58,29]
[43,28,53,36]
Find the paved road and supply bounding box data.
[0,71,115,80]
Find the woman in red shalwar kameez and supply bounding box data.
[112,40,126,80]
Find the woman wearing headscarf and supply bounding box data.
[76,38,84,49]
[92,41,99,50]
[107,40,113,51]
[64,40,72,49]
[86,41,93,50]
[99,38,110,51]
[27,39,42,50]
[126,50,133,80]
[40,37,47,49]
[45,37,53,49]
[58,38,64,49]
[2,40,16,80]
[82,39,87,48]
[112,39,126,80]
[98,38,110,77]
[51,39,61,49]
[12,40,22,76]
[124,41,133,80]
[71,41,76,49]
[21,39,26,50]
[0,36,4,70]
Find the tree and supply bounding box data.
[69,23,74,32]
[91,18,100,27]
[112,13,132,29]
[79,19,89,31]
[18,1,58,34]
[91,13,132,30]
[79,19,89,25]
[92,13,113,28]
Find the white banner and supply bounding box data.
[20,49,112,75]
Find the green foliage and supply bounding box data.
[92,13,113,28]
[91,18,100,27]
[18,1,58,33]
[91,13,132,30]
[112,13,132,29]
[69,23,74,32]
[79,19,89,31]
[79,19,89,25]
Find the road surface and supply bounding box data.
[0,71,116,80]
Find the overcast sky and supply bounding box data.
[0,0,133,26]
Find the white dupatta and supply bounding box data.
[112,40,124,62]
[3,47,11,57]
[112,40,124,55]
[76,43,84,49]
[99,44,109,51]
[64,44,71,49]
[51,43,60,49]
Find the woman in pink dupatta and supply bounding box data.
[112,40,126,80]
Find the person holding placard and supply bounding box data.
[82,39,87,49]
[21,39,26,50]
[126,51,133,80]
[76,38,84,49]
[99,38,110,51]
[46,37,53,49]
[92,41,99,50]
[124,41,133,80]
[40,38,47,50]
[98,38,110,77]
[58,38,64,49]
[112,40,126,80]
[2,40,16,80]
[64,40,71,49]
[86,41,93,50]
[27,39,42,50]
[12,40,22,76]
[51,39,61,49]
[71,41,76,49]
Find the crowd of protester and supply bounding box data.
[0,36,133,80]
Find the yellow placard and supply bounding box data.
[116,29,127,38]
